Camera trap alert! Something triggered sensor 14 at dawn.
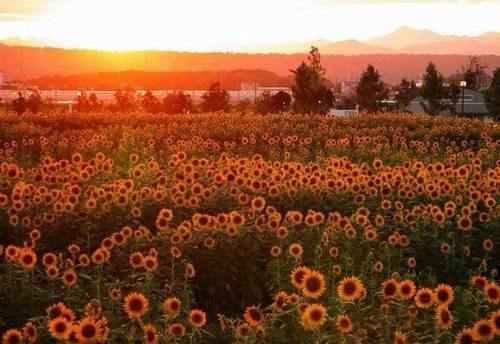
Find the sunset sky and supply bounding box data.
[0,0,499,51]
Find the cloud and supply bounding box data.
[0,0,56,19]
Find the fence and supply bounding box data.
[0,88,292,104]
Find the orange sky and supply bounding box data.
[0,0,499,51]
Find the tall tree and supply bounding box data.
[26,90,43,113]
[394,79,417,111]
[484,68,500,120]
[254,91,292,114]
[447,81,461,116]
[114,88,136,112]
[355,64,388,113]
[462,56,488,91]
[12,92,27,114]
[420,62,447,116]
[290,47,334,114]
[141,90,161,113]
[162,91,193,114]
[200,82,230,112]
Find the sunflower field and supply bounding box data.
[0,112,498,343]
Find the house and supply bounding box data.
[340,81,358,95]
[409,89,491,121]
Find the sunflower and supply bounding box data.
[300,304,327,331]
[22,322,38,343]
[472,319,494,341]
[301,270,326,299]
[336,315,352,334]
[274,291,287,311]
[236,323,252,337]
[251,197,266,212]
[397,280,416,299]
[470,275,488,290]
[75,316,101,342]
[142,324,158,344]
[288,243,303,259]
[167,323,186,337]
[337,276,365,302]
[185,263,196,278]
[484,282,499,304]
[163,297,181,316]
[142,255,158,272]
[124,292,148,318]
[457,216,472,231]
[62,270,78,286]
[435,305,453,330]
[244,306,262,327]
[454,328,474,344]
[129,252,144,269]
[490,310,500,335]
[414,288,435,308]
[48,317,72,340]
[290,266,311,289]
[18,249,37,270]
[42,252,57,267]
[2,329,23,344]
[381,279,398,300]
[394,331,407,344]
[46,302,72,320]
[270,246,281,258]
[434,284,454,306]
[188,309,207,328]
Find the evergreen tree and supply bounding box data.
[141,90,161,113]
[290,47,334,114]
[200,82,230,112]
[394,79,417,111]
[355,64,388,113]
[484,67,500,120]
[420,62,447,115]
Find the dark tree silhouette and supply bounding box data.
[200,82,230,112]
[355,64,388,113]
[254,91,292,114]
[462,56,488,91]
[290,47,334,114]
[141,90,161,113]
[484,68,500,120]
[394,79,417,111]
[162,91,194,114]
[12,92,27,114]
[114,88,136,112]
[420,62,447,116]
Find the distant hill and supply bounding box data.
[1,44,500,85]
[237,26,500,55]
[24,70,291,91]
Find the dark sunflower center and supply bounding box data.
[343,281,356,295]
[306,277,321,292]
[310,309,323,321]
[81,324,96,338]
[129,298,143,312]
[384,283,396,296]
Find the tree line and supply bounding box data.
[2,47,499,119]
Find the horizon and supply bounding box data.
[1,0,500,52]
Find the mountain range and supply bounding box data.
[236,26,500,55]
[1,26,499,86]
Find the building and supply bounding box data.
[340,81,358,95]
[409,89,491,121]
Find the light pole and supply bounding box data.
[460,81,467,116]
